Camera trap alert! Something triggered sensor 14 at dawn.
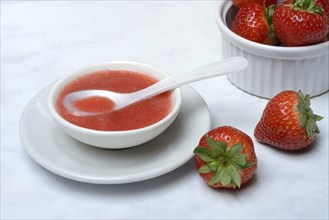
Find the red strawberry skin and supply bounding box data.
[231,2,277,45]
[194,126,257,188]
[254,91,322,150]
[233,0,278,8]
[272,0,329,46]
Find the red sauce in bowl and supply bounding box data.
[56,70,173,131]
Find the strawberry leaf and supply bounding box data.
[206,135,227,155]
[300,114,307,127]
[233,154,248,166]
[303,0,311,8]
[219,167,232,186]
[241,161,253,169]
[193,147,215,162]
[210,169,223,185]
[309,0,316,8]
[297,103,306,114]
[226,143,243,158]
[314,114,324,121]
[229,166,241,188]
[208,161,219,172]
[304,94,311,107]
[264,4,279,44]
[199,165,211,174]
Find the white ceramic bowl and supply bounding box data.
[48,61,182,149]
[216,1,329,98]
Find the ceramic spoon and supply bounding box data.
[63,56,248,116]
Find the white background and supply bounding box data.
[1,1,328,219]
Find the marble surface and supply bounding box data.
[1,1,328,219]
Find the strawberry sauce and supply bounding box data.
[56,70,173,131]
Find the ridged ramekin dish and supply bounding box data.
[216,1,329,98]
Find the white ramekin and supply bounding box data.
[216,1,329,98]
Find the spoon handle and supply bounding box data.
[128,56,248,102]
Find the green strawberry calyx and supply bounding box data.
[289,0,324,14]
[193,135,252,188]
[264,4,279,45]
[265,4,276,38]
[297,90,324,137]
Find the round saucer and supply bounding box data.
[19,84,211,184]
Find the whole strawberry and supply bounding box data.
[231,2,278,45]
[232,0,278,8]
[254,90,323,150]
[193,126,257,189]
[272,0,329,46]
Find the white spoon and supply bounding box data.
[63,56,248,116]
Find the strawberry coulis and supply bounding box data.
[56,70,173,131]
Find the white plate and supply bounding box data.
[19,84,211,184]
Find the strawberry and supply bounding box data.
[272,0,329,46]
[232,0,278,8]
[254,90,323,150]
[231,2,278,45]
[193,126,257,189]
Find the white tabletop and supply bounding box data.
[1,1,328,219]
